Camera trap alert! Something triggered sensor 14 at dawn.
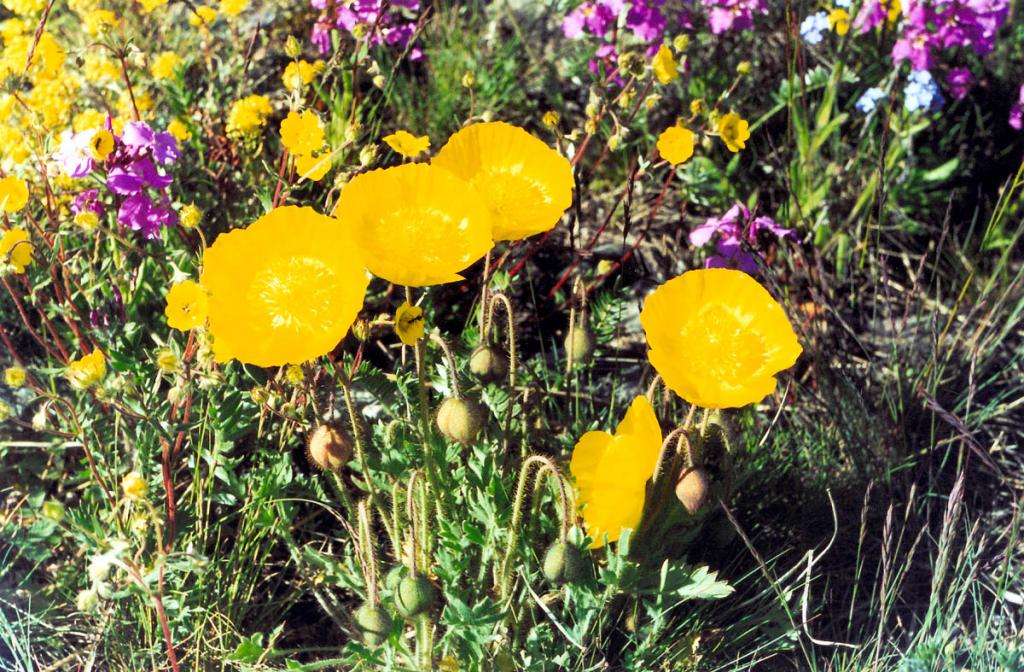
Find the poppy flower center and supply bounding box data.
[680,303,767,381]
[250,256,338,332]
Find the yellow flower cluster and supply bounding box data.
[282,59,324,90]
[226,94,273,137]
[66,350,106,390]
[151,51,180,80]
[280,110,331,182]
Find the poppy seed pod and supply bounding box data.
[469,345,508,383]
[394,575,438,618]
[542,542,586,585]
[384,564,408,592]
[565,326,594,365]
[675,467,710,514]
[306,423,353,472]
[436,397,483,445]
[354,603,393,646]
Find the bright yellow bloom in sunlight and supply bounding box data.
[189,5,217,27]
[432,121,574,241]
[652,44,678,84]
[84,9,117,35]
[73,109,107,132]
[4,366,25,388]
[717,112,751,153]
[394,302,424,346]
[2,0,46,15]
[179,204,201,229]
[640,269,802,409]
[200,206,369,366]
[90,129,114,160]
[334,163,493,287]
[219,0,247,17]
[383,129,430,158]
[1,228,32,272]
[164,280,209,331]
[280,110,324,156]
[542,111,560,127]
[121,472,147,500]
[570,395,662,548]
[66,350,106,390]
[656,125,694,166]
[282,59,324,90]
[167,119,191,141]
[139,0,168,12]
[83,54,119,83]
[151,51,180,80]
[828,9,850,35]
[295,152,331,182]
[74,211,99,231]
[226,95,272,137]
[0,18,29,41]
[0,176,28,212]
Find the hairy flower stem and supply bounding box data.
[339,381,397,548]
[357,500,381,606]
[428,333,461,400]
[408,287,449,521]
[497,454,567,602]
[487,292,518,389]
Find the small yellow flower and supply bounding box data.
[432,121,574,241]
[295,151,332,182]
[226,95,272,137]
[690,99,704,115]
[570,395,662,548]
[281,59,324,90]
[717,112,751,153]
[383,130,430,159]
[828,8,850,35]
[219,0,246,17]
[189,5,216,27]
[121,471,147,500]
[542,110,560,127]
[156,348,179,372]
[280,110,324,156]
[139,0,167,13]
[656,125,695,166]
[84,8,117,35]
[74,211,99,231]
[4,366,26,388]
[66,350,106,390]
[639,269,803,409]
[179,204,202,229]
[335,163,493,287]
[394,302,424,346]
[0,176,28,213]
[200,206,369,366]
[164,280,209,331]
[90,129,114,160]
[0,227,32,272]
[150,51,180,80]
[2,0,46,15]
[651,44,678,84]
[167,118,191,141]
[284,364,304,385]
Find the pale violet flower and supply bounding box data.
[856,87,887,114]
[800,11,830,45]
[903,70,944,113]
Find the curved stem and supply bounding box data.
[357,500,380,606]
[405,470,423,575]
[487,292,518,389]
[428,333,461,400]
[407,288,448,521]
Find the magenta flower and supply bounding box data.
[689,204,796,273]
[945,67,974,99]
[1010,84,1024,131]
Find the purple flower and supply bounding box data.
[689,203,796,273]
[72,189,103,217]
[54,130,96,178]
[625,0,667,41]
[121,122,180,165]
[703,0,768,34]
[1010,84,1024,131]
[311,0,424,57]
[117,193,177,239]
[562,1,620,38]
[107,158,173,195]
[945,67,974,99]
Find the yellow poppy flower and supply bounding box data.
[383,129,430,158]
[639,269,802,409]
[394,301,424,346]
[657,125,694,166]
[189,5,216,27]
[280,110,324,156]
[90,129,114,160]
[164,280,209,331]
[651,44,678,84]
[200,206,369,366]
[295,151,331,182]
[569,395,662,548]
[717,112,751,153]
[828,9,850,35]
[66,349,106,390]
[0,176,28,213]
[334,163,493,287]
[432,121,574,241]
[0,227,32,272]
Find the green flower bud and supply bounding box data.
[469,346,508,384]
[354,603,393,646]
[42,499,65,523]
[384,564,408,592]
[284,36,302,59]
[542,542,586,585]
[565,326,594,366]
[394,575,439,618]
[436,397,483,445]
